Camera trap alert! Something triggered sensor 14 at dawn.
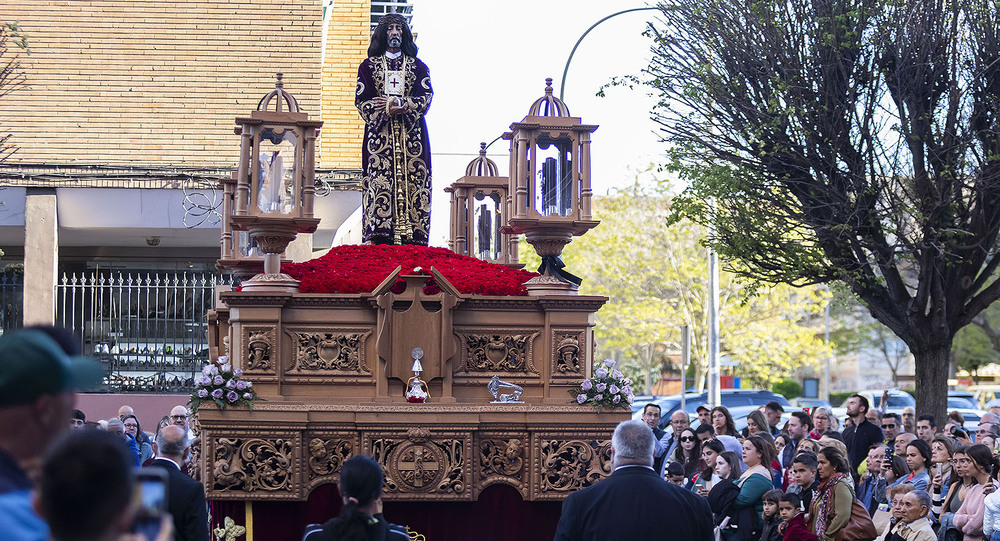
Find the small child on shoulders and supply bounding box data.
[778,493,817,541]
[759,489,783,541]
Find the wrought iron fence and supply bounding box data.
[0,270,22,332]
[56,272,232,394]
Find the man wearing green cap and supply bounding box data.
[0,327,103,541]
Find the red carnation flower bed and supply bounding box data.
[281,244,538,296]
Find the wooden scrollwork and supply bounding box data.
[538,439,612,494]
[292,331,369,372]
[212,437,294,493]
[459,331,538,374]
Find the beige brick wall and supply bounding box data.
[0,0,364,169]
[321,0,368,169]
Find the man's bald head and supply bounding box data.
[895,432,917,455]
[169,405,188,430]
[155,424,189,460]
[117,405,133,419]
[669,410,690,435]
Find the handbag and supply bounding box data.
[831,494,878,541]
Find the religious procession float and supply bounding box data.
[196,74,629,540]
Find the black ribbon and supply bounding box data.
[538,255,582,286]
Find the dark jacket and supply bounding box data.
[146,459,209,541]
[302,514,409,541]
[760,515,782,541]
[707,478,759,541]
[843,418,884,472]
[554,465,714,541]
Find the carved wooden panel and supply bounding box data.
[286,328,372,376]
[208,433,301,500]
[367,427,472,501]
[456,329,539,375]
[474,433,529,498]
[531,435,612,500]
[305,432,357,490]
[241,326,277,377]
[550,330,585,378]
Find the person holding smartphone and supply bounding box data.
[36,429,174,541]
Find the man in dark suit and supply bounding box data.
[147,425,209,541]
[553,419,714,541]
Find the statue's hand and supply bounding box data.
[387,98,408,116]
[373,96,388,111]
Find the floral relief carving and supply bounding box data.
[552,331,584,375]
[538,439,612,494]
[459,331,538,374]
[307,437,354,480]
[244,327,276,372]
[212,437,294,493]
[292,330,370,373]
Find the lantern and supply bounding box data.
[229,73,323,291]
[445,143,522,267]
[502,78,599,293]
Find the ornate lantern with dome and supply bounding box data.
[228,73,323,292]
[444,142,523,268]
[502,78,599,294]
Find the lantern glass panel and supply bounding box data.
[532,134,574,217]
[256,128,300,214]
[472,190,502,260]
[236,230,261,258]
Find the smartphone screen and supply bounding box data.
[133,468,168,538]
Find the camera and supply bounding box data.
[133,468,168,538]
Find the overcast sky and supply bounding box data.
[410,1,664,246]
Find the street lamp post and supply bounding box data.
[558,7,660,102]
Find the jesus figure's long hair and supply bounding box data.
[368,14,418,58]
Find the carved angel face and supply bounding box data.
[309,439,327,458]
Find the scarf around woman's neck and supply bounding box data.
[815,472,846,538]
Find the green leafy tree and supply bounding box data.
[772,379,803,400]
[526,181,831,393]
[646,0,1000,421]
[953,302,1000,383]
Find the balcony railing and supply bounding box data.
[56,272,234,394]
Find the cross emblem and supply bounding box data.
[385,70,404,96]
[398,446,439,487]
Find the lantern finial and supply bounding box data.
[528,78,571,118]
[257,72,300,114]
[464,142,499,177]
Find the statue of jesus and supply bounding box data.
[355,14,433,245]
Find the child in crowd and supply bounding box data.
[777,493,817,541]
[666,461,687,487]
[758,489,783,541]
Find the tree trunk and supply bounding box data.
[913,344,951,424]
[695,363,707,392]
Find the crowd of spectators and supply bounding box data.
[640,392,1000,541]
[0,327,208,541]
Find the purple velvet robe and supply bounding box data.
[355,54,433,245]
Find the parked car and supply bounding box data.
[631,389,792,431]
[788,397,833,414]
[945,391,985,428]
[854,389,915,415]
[630,395,658,415]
